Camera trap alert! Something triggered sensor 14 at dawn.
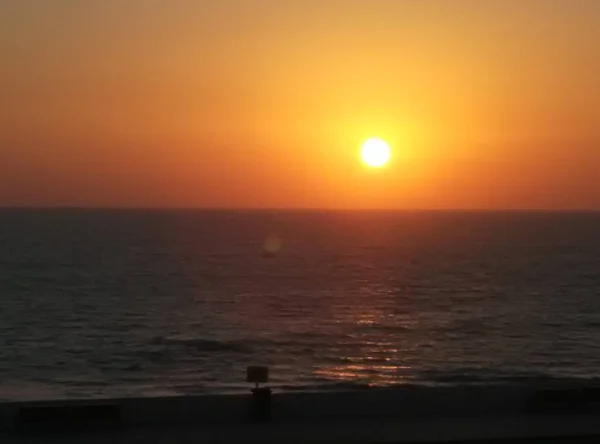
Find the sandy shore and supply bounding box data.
[2,413,600,444]
[1,385,600,443]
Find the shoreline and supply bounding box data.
[1,384,599,431]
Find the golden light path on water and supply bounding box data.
[313,310,418,387]
[168,218,440,390]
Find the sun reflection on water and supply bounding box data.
[316,315,416,386]
[315,361,412,387]
[310,292,419,387]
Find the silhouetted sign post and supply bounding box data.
[247,366,271,422]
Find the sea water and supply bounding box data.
[1,209,599,400]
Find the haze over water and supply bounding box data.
[1,209,599,401]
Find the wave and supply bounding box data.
[149,335,342,353]
[149,336,253,353]
[275,377,600,396]
[277,381,374,392]
[416,368,600,387]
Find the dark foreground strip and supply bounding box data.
[16,404,122,431]
[374,435,600,444]
[529,387,600,413]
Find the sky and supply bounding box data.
[1,0,599,209]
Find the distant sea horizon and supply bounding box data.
[2,206,600,212]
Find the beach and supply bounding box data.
[2,385,600,443]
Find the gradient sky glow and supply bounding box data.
[2,0,599,209]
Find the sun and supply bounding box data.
[361,138,391,168]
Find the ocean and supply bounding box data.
[1,209,599,401]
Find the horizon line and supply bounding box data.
[1,206,600,213]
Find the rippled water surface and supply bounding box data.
[1,209,600,400]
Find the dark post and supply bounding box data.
[247,366,271,422]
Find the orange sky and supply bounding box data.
[2,0,599,209]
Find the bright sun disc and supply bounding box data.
[361,138,391,167]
